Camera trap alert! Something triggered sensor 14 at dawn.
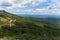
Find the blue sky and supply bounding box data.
[0,0,60,15]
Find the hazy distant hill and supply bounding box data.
[0,10,60,40]
[18,14,60,23]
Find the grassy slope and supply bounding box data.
[0,11,60,40]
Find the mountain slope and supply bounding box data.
[0,10,60,40]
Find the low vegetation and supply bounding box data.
[0,11,60,40]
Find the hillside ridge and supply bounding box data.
[0,10,60,40]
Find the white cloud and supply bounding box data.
[0,0,47,9]
[0,0,60,15]
[18,0,60,14]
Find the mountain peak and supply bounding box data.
[0,10,6,12]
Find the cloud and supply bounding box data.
[18,0,60,14]
[1,2,12,7]
[0,0,60,15]
[0,0,47,9]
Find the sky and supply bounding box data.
[0,0,60,15]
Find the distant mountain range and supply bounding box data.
[16,13,60,23]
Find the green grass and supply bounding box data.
[0,11,60,40]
